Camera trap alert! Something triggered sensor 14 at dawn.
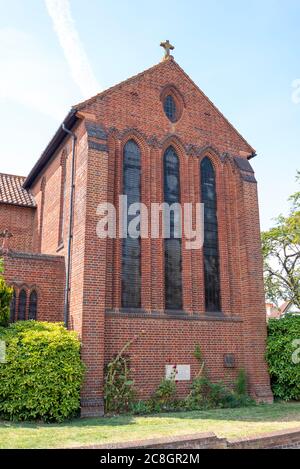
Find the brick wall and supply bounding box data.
[0,203,36,252]
[2,250,65,322]
[105,313,244,399]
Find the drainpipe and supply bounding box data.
[62,123,77,328]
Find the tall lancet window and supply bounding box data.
[163,147,183,310]
[10,290,16,323]
[201,157,221,312]
[28,290,38,320]
[18,289,27,321]
[121,140,141,308]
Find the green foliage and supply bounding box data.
[0,259,13,327]
[193,344,203,363]
[266,316,300,400]
[184,346,254,411]
[129,400,153,415]
[104,335,145,414]
[152,367,177,408]
[0,321,85,422]
[104,354,135,414]
[184,376,210,410]
[185,375,254,411]
[235,368,248,397]
[262,170,300,309]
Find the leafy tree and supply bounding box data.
[262,171,300,309]
[0,259,13,327]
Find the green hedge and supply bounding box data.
[0,321,85,422]
[266,316,300,400]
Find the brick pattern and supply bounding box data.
[0,203,36,252]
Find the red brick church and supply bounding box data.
[0,44,273,415]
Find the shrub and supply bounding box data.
[104,334,146,414]
[104,352,135,414]
[266,316,300,400]
[185,351,254,411]
[234,368,248,397]
[152,367,177,409]
[0,259,13,327]
[184,376,210,410]
[129,400,153,415]
[0,321,85,422]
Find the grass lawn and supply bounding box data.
[0,402,300,449]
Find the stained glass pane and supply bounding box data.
[18,289,27,321]
[164,147,182,310]
[201,157,221,312]
[122,140,141,308]
[28,290,38,320]
[164,95,177,122]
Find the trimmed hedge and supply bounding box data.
[0,321,85,422]
[266,316,300,400]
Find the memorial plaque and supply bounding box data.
[165,364,191,381]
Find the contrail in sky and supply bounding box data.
[45,0,100,98]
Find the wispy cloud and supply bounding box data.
[45,0,100,98]
[0,27,75,120]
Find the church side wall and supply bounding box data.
[29,120,88,257]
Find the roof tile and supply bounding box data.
[0,173,36,208]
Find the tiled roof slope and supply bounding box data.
[0,173,36,207]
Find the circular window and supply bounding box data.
[164,95,177,122]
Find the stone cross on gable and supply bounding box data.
[160,39,175,60]
[0,229,13,253]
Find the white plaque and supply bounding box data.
[165,364,191,381]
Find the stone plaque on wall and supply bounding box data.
[165,364,191,381]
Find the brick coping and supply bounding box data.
[71,427,300,450]
[229,426,300,444]
[228,426,300,448]
[3,250,65,262]
[73,432,224,449]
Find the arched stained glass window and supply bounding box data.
[10,289,16,323]
[121,140,141,308]
[201,157,221,312]
[28,290,38,320]
[18,289,27,321]
[164,146,182,310]
[164,95,177,122]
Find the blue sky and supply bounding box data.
[0,0,299,230]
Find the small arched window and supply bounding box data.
[164,95,177,122]
[28,290,38,320]
[201,157,221,312]
[121,140,141,308]
[10,290,16,323]
[18,289,27,321]
[164,146,183,310]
